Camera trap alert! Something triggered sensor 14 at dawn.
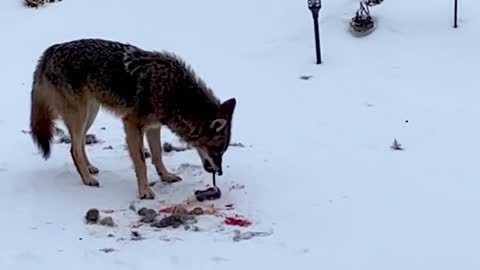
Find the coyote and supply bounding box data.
[29,38,236,199]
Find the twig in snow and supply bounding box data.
[299,75,313,80]
[390,138,404,151]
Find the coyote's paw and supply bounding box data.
[139,186,155,200]
[160,172,182,183]
[88,165,99,175]
[83,178,99,187]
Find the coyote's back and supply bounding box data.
[31,38,156,113]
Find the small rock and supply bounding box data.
[85,134,98,145]
[148,181,158,187]
[299,75,313,80]
[99,248,115,253]
[138,207,156,217]
[161,142,191,152]
[58,135,71,144]
[54,127,65,137]
[229,184,245,191]
[184,225,200,231]
[107,233,115,238]
[163,142,174,153]
[230,142,246,147]
[85,208,99,224]
[103,145,113,150]
[129,202,136,212]
[130,231,144,241]
[99,217,115,227]
[151,216,181,228]
[140,214,157,223]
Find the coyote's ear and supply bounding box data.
[210,119,228,132]
[218,98,236,119]
[211,98,236,132]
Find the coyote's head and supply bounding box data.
[193,98,236,176]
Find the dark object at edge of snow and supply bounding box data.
[24,0,62,8]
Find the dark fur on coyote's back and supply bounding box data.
[29,38,237,199]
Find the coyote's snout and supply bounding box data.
[29,38,236,199]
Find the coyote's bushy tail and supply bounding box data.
[30,67,54,159]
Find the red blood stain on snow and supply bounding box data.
[224,216,252,227]
[159,206,174,214]
[158,204,250,227]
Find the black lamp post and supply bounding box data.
[453,0,458,28]
[308,0,322,64]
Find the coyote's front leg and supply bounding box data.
[123,119,155,199]
[145,126,182,183]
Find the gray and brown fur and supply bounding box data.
[29,38,236,199]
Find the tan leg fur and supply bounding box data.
[123,118,155,199]
[82,102,100,174]
[62,107,99,187]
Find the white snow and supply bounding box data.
[1,0,480,269]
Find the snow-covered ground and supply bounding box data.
[1,0,480,269]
